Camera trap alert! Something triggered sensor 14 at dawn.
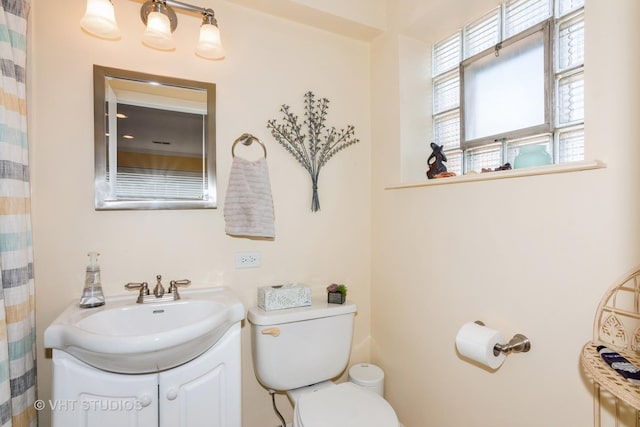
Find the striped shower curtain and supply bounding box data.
[0,1,36,426]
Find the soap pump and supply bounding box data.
[79,251,105,308]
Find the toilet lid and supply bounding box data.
[296,382,397,427]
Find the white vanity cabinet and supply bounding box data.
[158,323,241,426]
[51,351,157,426]
[51,323,241,427]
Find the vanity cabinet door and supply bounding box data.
[51,350,158,427]
[158,324,241,427]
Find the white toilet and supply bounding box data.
[248,300,399,427]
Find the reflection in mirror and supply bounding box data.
[93,65,216,210]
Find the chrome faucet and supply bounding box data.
[125,275,191,304]
[153,275,165,298]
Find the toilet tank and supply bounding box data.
[248,300,356,391]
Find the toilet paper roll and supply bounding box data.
[455,322,507,369]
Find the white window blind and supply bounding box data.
[557,12,585,71]
[110,168,206,200]
[465,144,502,172]
[557,71,585,126]
[433,71,459,114]
[433,110,461,151]
[557,0,585,16]
[464,7,501,59]
[555,6,585,163]
[558,127,585,163]
[445,151,463,176]
[504,0,552,38]
[432,32,461,76]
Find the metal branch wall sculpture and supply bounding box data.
[267,91,359,212]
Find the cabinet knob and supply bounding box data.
[139,394,152,407]
[166,388,178,400]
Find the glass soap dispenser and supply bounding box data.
[79,251,105,308]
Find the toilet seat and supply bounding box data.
[294,382,398,427]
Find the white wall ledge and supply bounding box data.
[385,160,606,190]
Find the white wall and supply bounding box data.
[29,1,371,426]
[370,1,640,426]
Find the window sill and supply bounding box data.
[384,160,606,190]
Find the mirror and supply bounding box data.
[93,65,216,210]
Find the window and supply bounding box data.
[462,22,550,145]
[432,0,585,175]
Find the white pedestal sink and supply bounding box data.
[44,286,244,374]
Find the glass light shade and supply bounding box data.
[142,11,175,51]
[80,0,121,40]
[196,24,225,59]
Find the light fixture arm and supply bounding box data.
[165,2,218,27]
[201,9,218,26]
[140,0,219,32]
[164,0,208,15]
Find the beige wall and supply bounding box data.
[29,0,640,426]
[29,1,371,426]
[226,0,385,41]
[371,1,640,426]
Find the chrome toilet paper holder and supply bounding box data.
[475,321,531,356]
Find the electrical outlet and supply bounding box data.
[235,251,261,269]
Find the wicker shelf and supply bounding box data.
[581,341,640,410]
[582,267,640,425]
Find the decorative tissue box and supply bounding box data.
[257,283,312,311]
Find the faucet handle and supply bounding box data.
[125,282,149,304]
[168,279,191,299]
[169,279,191,288]
[125,282,149,294]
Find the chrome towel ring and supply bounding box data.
[232,133,267,158]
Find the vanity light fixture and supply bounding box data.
[80,0,225,59]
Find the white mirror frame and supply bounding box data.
[93,65,217,210]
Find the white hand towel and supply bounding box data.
[224,157,275,238]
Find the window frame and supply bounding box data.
[431,0,585,176]
[460,19,553,150]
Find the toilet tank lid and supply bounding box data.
[248,300,356,325]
